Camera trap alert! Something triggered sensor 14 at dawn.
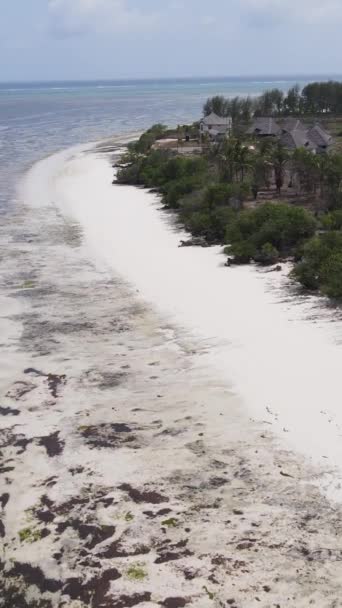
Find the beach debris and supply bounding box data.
[0,493,10,509]
[143,508,172,519]
[160,598,188,608]
[179,237,209,248]
[0,405,20,416]
[203,586,215,600]
[23,368,66,399]
[110,593,152,607]
[80,423,139,450]
[232,509,244,516]
[99,539,150,559]
[62,567,121,603]
[6,381,36,400]
[119,483,169,504]
[38,431,65,457]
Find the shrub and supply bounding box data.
[226,203,316,264]
[185,207,235,242]
[320,210,342,231]
[293,231,342,297]
[132,124,167,153]
[164,176,202,209]
[254,243,279,266]
[230,240,257,263]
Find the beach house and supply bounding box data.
[200,112,232,141]
[247,117,332,153]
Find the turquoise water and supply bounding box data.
[0,76,337,212]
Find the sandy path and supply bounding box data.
[1,150,342,607]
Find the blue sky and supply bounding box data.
[1,0,342,81]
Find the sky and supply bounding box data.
[0,0,342,81]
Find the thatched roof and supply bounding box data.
[247,117,281,136]
[247,116,333,152]
[281,118,305,133]
[307,124,332,148]
[202,112,232,126]
[280,129,313,151]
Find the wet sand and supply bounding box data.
[1,143,342,607]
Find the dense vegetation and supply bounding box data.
[203,81,342,122]
[226,204,316,265]
[293,232,342,297]
[116,115,342,299]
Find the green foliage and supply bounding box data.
[130,124,167,153]
[255,88,285,116]
[118,152,208,210]
[229,240,257,264]
[293,232,342,297]
[185,207,235,242]
[161,517,178,527]
[203,586,215,600]
[254,242,279,265]
[321,210,342,231]
[124,512,134,522]
[164,176,203,209]
[126,563,147,581]
[227,203,316,265]
[204,81,342,118]
[115,123,342,298]
[19,527,42,543]
[301,81,342,114]
[203,95,230,117]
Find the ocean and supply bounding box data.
[0,76,322,214]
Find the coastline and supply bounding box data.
[2,140,342,605]
[48,143,342,482]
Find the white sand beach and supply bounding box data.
[38,144,342,486]
[2,141,342,607]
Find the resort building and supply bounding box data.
[200,112,232,141]
[247,116,332,153]
[246,117,281,138]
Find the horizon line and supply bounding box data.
[1,73,342,85]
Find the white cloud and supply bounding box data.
[48,0,159,36]
[238,0,342,25]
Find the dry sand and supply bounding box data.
[1,142,342,607]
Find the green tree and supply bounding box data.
[267,143,291,194]
[203,96,228,116]
[294,232,342,296]
[284,85,301,114]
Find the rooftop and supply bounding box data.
[247,117,281,136]
[307,124,332,148]
[202,112,232,126]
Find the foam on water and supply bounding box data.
[23,145,342,500]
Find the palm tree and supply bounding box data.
[267,142,291,195]
[292,148,320,195]
[217,138,254,183]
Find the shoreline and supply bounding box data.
[2,141,342,605]
[47,143,342,483]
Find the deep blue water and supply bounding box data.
[0,76,340,213]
